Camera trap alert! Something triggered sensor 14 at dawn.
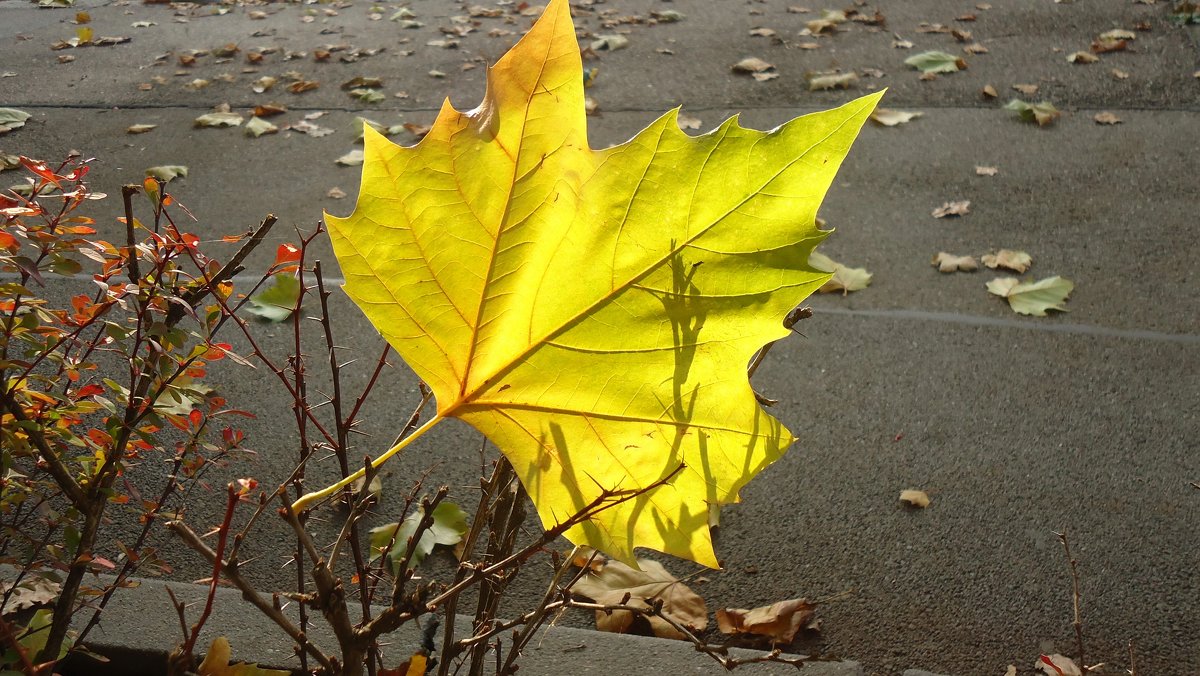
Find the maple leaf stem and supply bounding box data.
[291,415,443,512]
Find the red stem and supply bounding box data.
[182,483,239,657]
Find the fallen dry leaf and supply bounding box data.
[987,276,1074,316]
[982,84,998,98]
[327,187,347,199]
[1112,68,1130,80]
[568,559,706,640]
[1093,111,1122,125]
[932,200,970,218]
[870,108,923,127]
[1037,654,1083,676]
[716,598,818,644]
[810,251,871,295]
[0,576,61,613]
[905,50,966,74]
[962,43,989,54]
[1005,99,1060,126]
[126,123,156,134]
[336,149,365,166]
[899,489,930,508]
[194,111,243,128]
[807,71,858,91]
[1067,51,1099,64]
[931,252,978,273]
[975,165,999,176]
[676,113,702,130]
[982,249,1032,273]
[1011,83,1039,95]
[732,57,775,75]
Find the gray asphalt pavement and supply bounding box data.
[2,0,1198,674]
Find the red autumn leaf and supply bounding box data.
[188,409,203,429]
[0,231,17,250]
[273,243,302,270]
[76,383,105,398]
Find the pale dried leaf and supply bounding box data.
[676,113,702,130]
[126,123,157,134]
[0,576,62,613]
[981,249,1032,273]
[1012,83,1039,95]
[870,108,922,126]
[1067,51,1099,64]
[810,251,871,295]
[807,71,858,91]
[1037,654,1083,676]
[1093,111,1122,125]
[194,112,243,128]
[715,598,818,643]
[336,149,365,166]
[732,57,774,74]
[975,165,998,176]
[931,252,978,273]
[899,489,930,508]
[932,200,970,218]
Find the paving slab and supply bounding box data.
[2,0,1198,675]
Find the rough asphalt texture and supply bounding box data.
[2,0,1198,674]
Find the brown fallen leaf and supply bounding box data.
[932,200,970,218]
[807,71,858,91]
[1112,68,1130,80]
[716,598,818,644]
[1093,111,1122,125]
[931,252,978,273]
[253,103,287,117]
[749,27,777,38]
[731,57,775,76]
[1067,51,1099,64]
[568,559,706,640]
[981,84,998,98]
[982,249,1032,273]
[327,187,347,199]
[1091,38,1127,53]
[126,123,156,134]
[402,122,432,139]
[975,165,999,176]
[1012,83,1039,95]
[962,43,989,54]
[899,489,930,508]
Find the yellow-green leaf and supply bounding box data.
[986,276,1074,316]
[308,0,880,567]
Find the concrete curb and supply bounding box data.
[63,576,864,675]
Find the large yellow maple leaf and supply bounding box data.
[299,0,881,567]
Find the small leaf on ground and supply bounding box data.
[975,165,998,176]
[731,57,774,74]
[808,71,858,91]
[246,274,301,321]
[716,598,818,643]
[1037,654,1083,676]
[931,252,978,273]
[1067,51,1099,64]
[932,200,970,218]
[1093,111,1122,125]
[327,187,347,199]
[809,251,872,295]
[1011,83,1039,95]
[349,88,386,103]
[126,123,157,134]
[904,51,965,74]
[195,112,244,128]
[0,108,32,135]
[568,559,706,640]
[145,165,188,182]
[982,249,1032,273]
[591,34,629,51]
[244,117,278,137]
[1004,99,1060,126]
[899,489,930,508]
[987,276,1073,316]
[676,113,702,130]
[336,149,365,166]
[870,108,922,126]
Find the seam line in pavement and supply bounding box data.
[6,102,1200,114]
[814,306,1200,344]
[13,271,1195,345]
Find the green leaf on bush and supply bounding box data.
[0,108,32,135]
[369,501,469,571]
[246,274,300,322]
[904,51,965,74]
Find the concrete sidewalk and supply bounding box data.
[2,0,1198,674]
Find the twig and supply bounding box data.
[1054,530,1087,674]
[1127,639,1136,676]
[0,614,37,676]
[181,484,239,658]
[165,519,337,674]
[121,185,140,285]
